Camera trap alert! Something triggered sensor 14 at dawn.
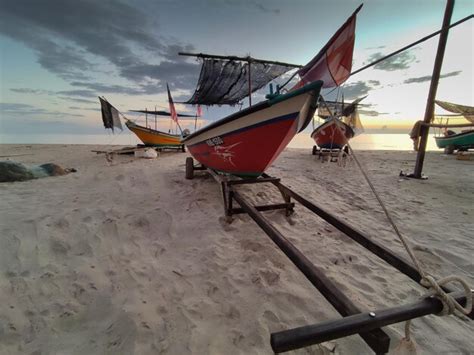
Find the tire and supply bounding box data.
[181,144,186,152]
[444,145,455,155]
[312,145,317,155]
[185,157,194,179]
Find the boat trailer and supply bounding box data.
[185,158,473,354]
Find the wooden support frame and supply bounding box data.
[188,162,472,353]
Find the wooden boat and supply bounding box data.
[434,129,474,152]
[311,118,354,150]
[125,120,185,150]
[432,100,474,154]
[181,5,359,176]
[182,81,323,177]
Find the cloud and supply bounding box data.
[0,0,198,92]
[368,80,381,86]
[403,70,461,84]
[60,97,97,104]
[366,51,417,71]
[0,102,83,117]
[341,81,375,100]
[253,2,280,14]
[359,109,382,117]
[57,89,97,98]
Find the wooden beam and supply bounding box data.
[413,0,455,178]
[262,175,422,283]
[231,190,390,354]
[271,291,472,353]
[178,52,302,68]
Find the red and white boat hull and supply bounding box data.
[311,118,354,150]
[182,81,323,177]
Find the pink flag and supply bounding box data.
[167,83,178,123]
[196,105,202,117]
[295,4,362,89]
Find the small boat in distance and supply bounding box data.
[311,118,354,150]
[99,86,197,151]
[310,96,365,155]
[125,120,185,150]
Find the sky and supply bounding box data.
[0,0,473,140]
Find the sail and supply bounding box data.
[186,58,295,105]
[99,97,122,131]
[295,4,362,89]
[435,100,474,123]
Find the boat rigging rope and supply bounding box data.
[346,143,472,341]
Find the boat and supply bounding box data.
[182,81,323,176]
[181,5,362,177]
[310,96,365,154]
[435,130,474,152]
[311,118,354,150]
[99,85,197,150]
[433,100,474,154]
[125,120,185,150]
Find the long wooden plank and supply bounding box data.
[231,189,390,354]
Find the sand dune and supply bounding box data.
[0,144,472,354]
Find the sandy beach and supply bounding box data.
[0,144,472,354]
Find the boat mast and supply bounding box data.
[155,105,157,130]
[413,0,454,178]
[248,57,252,107]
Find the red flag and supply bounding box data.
[167,83,178,123]
[196,105,202,117]
[295,4,362,89]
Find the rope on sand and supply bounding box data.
[347,143,472,342]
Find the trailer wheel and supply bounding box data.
[312,145,318,155]
[181,144,186,152]
[444,145,455,155]
[185,157,194,179]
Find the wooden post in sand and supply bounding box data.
[413,0,455,178]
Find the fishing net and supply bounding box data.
[186,58,294,105]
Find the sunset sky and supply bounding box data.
[1,0,472,140]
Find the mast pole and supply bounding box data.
[413,0,455,178]
[248,57,252,107]
[155,105,157,130]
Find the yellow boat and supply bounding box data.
[125,120,185,150]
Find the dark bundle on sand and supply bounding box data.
[0,161,75,182]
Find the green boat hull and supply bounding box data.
[435,130,474,150]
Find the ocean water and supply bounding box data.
[0,132,440,151]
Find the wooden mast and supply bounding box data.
[413,0,455,178]
[248,57,252,107]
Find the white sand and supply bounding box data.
[0,144,472,354]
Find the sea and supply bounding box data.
[0,133,440,151]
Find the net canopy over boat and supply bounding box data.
[435,100,474,123]
[184,55,298,105]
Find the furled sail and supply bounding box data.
[129,110,195,117]
[99,97,122,131]
[186,58,296,105]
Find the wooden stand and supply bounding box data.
[184,158,473,354]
